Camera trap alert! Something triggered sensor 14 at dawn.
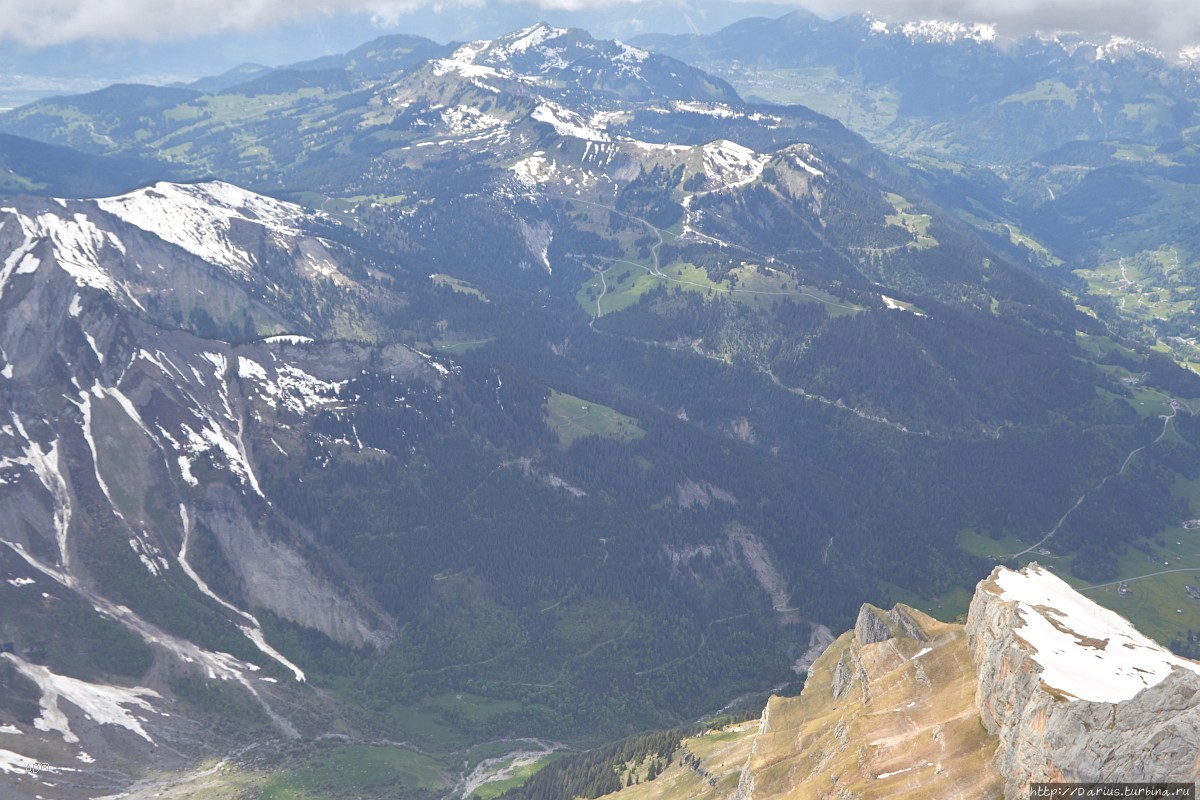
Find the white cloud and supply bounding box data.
[0,0,418,45]
[1,0,1197,50]
[362,0,482,28]
[0,0,669,45]
[0,0,319,45]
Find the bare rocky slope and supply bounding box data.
[601,563,1200,800]
[0,180,422,796]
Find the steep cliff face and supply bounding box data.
[966,564,1200,796]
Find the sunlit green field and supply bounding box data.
[545,390,646,448]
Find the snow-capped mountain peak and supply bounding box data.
[612,40,651,63]
[491,22,570,59]
[864,13,997,44]
[902,19,997,44]
[96,181,312,277]
[1092,35,1165,62]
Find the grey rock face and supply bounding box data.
[853,605,894,646]
[853,603,929,645]
[966,565,1200,798]
[200,484,390,648]
[832,602,931,705]
[831,647,855,700]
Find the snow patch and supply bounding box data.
[410,347,451,377]
[177,454,198,487]
[0,747,68,775]
[83,332,104,364]
[510,152,557,188]
[432,40,504,79]
[278,365,343,414]
[672,100,740,118]
[92,383,154,440]
[532,103,610,142]
[128,536,169,577]
[613,40,650,63]
[237,356,269,382]
[2,653,161,744]
[262,335,314,345]
[182,417,262,495]
[239,626,305,683]
[790,148,825,178]
[237,356,344,415]
[988,564,1200,703]
[899,20,996,44]
[200,351,227,377]
[441,105,504,136]
[493,23,568,58]
[881,295,924,316]
[701,140,768,191]
[877,762,933,779]
[14,252,39,275]
[97,181,311,278]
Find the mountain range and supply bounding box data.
[0,15,1198,799]
[635,10,1200,369]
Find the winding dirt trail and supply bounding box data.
[1009,407,1177,559]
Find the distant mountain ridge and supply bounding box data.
[632,7,1200,379]
[633,9,1200,164]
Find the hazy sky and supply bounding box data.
[3,0,1198,52]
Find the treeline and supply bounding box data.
[1169,628,1200,659]
[499,729,683,800]
[501,705,767,800]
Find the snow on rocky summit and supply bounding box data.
[983,563,1200,703]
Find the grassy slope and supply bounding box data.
[597,607,1000,800]
[545,390,646,448]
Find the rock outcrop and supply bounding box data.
[854,602,930,645]
[966,563,1200,796]
[602,563,1200,800]
[599,601,1003,800]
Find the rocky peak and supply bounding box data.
[967,563,1200,795]
[603,564,1200,800]
[853,602,930,645]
